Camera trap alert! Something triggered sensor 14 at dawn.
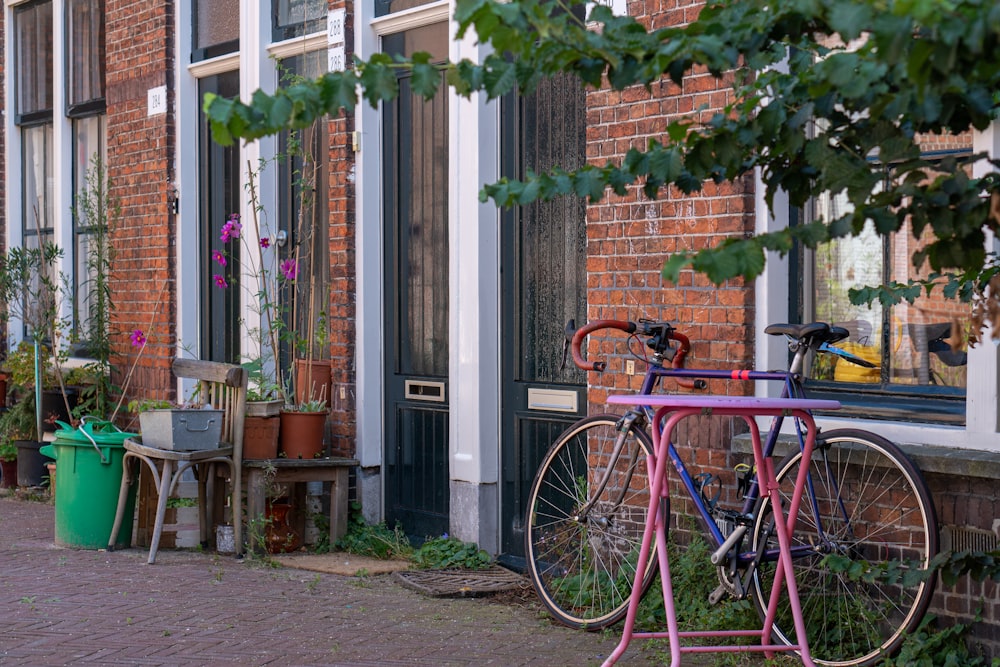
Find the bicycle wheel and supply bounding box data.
[525,414,659,630]
[750,428,938,666]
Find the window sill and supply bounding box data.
[732,434,1000,480]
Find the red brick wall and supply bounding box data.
[584,0,755,522]
[105,0,176,405]
[325,0,357,459]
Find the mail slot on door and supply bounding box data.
[404,380,446,402]
[527,388,578,413]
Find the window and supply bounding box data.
[277,52,328,363]
[15,0,53,123]
[198,72,242,364]
[272,0,325,41]
[22,125,54,238]
[375,0,439,18]
[72,116,108,337]
[802,154,969,424]
[67,0,107,338]
[67,0,105,114]
[193,0,239,61]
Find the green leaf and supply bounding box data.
[661,252,694,283]
[827,1,873,41]
[410,56,442,98]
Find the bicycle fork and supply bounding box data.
[573,411,646,523]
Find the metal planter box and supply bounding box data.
[139,409,225,451]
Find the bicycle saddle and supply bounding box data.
[764,322,850,344]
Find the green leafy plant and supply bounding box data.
[333,501,413,560]
[886,613,1000,667]
[0,393,37,443]
[290,398,327,413]
[0,437,16,463]
[412,535,493,571]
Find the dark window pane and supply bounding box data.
[375,0,439,18]
[193,0,240,61]
[15,0,54,119]
[272,0,325,41]
[199,72,242,364]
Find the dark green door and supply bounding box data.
[500,74,588,561]
[382,23,450,540]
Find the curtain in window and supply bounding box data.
[15,0,53,119]
[68,0,105,109]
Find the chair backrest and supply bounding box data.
[172,359,248,450]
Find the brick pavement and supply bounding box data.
[0,495,690,667]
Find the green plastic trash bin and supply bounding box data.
[41,421,138,549]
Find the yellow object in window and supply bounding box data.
[833,342,881,383]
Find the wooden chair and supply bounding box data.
[108,359,247,564]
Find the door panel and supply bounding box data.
[500,74,588,560]
[382,23,450,539]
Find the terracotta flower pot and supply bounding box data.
[246,399,283,418]
[278,410,326,460]
[264,500,302,553]
[294,359,332,409]
[243,416,280,460]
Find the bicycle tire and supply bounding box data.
[525,414,659,630]
[750,428,939,666]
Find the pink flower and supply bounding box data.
[280,259,298,281]
[130,329,146,348]
[214,274,228,289]
[212,250,227,267]
[220,214,242,242]
[260,237,270,249]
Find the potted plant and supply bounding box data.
[212,116,330,460]
[0,240,70,440]
[0,388,50,487]
[128,397,224,452]
[277,118,331,459]
[213,164,286,458]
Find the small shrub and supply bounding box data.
[886,613,1000,667]
[334,502,412,560]
[412,535,492,570]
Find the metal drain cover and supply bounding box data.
[394,566,528,597]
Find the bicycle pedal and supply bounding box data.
[708,584,727,605]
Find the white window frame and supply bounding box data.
[754,124,1000,452]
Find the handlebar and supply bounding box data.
[568,319,636,372]
[565,318,705,389]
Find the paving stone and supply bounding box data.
[0,496,687,666]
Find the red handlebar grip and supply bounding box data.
[667,332,705,390]
[570,319,636,372]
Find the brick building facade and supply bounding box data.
[1,0,998,658]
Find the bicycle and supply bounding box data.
[524,319,939,667]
